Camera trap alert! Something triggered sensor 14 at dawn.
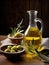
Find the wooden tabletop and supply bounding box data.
[0,35,49,65]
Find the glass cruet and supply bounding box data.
[24,10,43,51]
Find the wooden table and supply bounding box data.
[0,35,49,65]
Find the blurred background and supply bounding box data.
[0,0,49,37]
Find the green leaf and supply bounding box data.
[27,39,37,54]
[34,49,49,62]
[32,39,34,45]
[16,19,23,32]
[10,19,24,36]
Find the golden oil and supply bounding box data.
[24,27,42,49]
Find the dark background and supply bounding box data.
[0,0,49,37]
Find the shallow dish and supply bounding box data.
[0,44,25,59]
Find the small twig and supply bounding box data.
[35,49,49,62]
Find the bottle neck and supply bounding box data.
[27,10,38,27]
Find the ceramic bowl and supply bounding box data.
[0,44,25,59]
[8,33,24,44]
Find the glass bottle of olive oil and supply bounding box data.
[24,10,43,50]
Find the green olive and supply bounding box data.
[10,50,16,53]
[4,49,10,52]
[4,45,22,52]
[16,45,21,48]
[7,46,12,49]
[16,45,22,50]
[11,46,17,51]
[15,33,22,37]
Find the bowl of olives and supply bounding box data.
[8,19,24,44]
[8,33,24,44]
[0,44,25,59]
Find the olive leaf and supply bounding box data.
[28,41,33,52]
[16,19,23,32]
[35,49,49,62]
[11,27,17,35]
[27,39,37,54]
[10,19,24,36]
[28,40,49,62]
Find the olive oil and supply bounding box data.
[24,27,42,49]
[24,10,43,54]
